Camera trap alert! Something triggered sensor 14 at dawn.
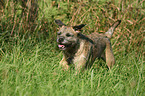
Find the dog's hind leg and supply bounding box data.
[105,39,115,69]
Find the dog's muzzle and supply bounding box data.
[57,37,69,50]
[57,37,64,43]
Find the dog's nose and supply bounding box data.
[58,37,64,43]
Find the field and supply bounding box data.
[0,0,144,96]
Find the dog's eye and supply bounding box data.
[57,32,61,35]
[66,33,72,37]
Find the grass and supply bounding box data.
[0,0,144,96]
[0,39,144,96]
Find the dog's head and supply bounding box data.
[55,20,85,50]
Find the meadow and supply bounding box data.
[0,0,144,96]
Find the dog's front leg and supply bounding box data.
[74,55,88,74]
[60,56,69,71]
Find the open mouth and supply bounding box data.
[58,44,66,50]
[58,44,71,50]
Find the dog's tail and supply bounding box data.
[105,20,121,39]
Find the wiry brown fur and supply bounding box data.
[55,20,121,73]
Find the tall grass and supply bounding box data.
[0,40,144,96]
[0,0,144,95]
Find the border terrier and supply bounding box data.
[55,20,121,72]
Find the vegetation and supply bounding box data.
[0,0,144,96]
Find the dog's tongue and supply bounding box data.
[58,45,65,48]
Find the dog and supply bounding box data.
[55,20,121,73]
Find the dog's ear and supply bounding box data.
[55,20,66,27]
[73,24,85,31]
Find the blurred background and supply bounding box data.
[0,0,144,56]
